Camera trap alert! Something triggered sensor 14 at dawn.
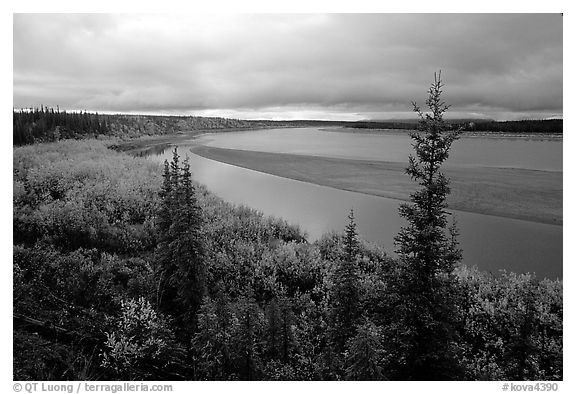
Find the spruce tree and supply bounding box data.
[157,160,173,236]
[232,289,263,380]
[345,319,385,380]
[193,291,234,380]
[278,296,294,364]
[171,157,205,320]
[156,160,175,309]
[265,298,282,361]
[389,72,463,380]
[329,209,361,355]
[344,209,359,262]
[265,293,294,364]
[156,148,206,335]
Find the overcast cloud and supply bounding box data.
[13,14,562,120]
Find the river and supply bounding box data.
[144,127,562,279]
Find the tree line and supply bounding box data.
[459,119,562,134]
[13,106,111,145]
[14,106,562,148]
[348,119,562,134]
[13,107,287,146]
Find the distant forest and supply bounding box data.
[348,119,563,134]
[13,107,562,146]
[12,107,289,146]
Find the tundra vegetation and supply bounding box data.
[13,77,562,380]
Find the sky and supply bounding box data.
[13,13,563,121]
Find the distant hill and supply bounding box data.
[349,118,562,134]
[13,107,290,145]
[460,119,562,134]
[13,108,563,146]
[367,118,495,124]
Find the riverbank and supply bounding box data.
[190,145,562,225]
[326,127,563,141]
[108,125,297,155]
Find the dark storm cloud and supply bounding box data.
[13,14,562,119]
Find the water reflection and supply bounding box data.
[133,143,173,157]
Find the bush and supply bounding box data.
[456,266,562,380]
[101,297,184,380]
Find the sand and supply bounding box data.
[190,145,562,225]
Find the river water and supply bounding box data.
[145,128,562,279]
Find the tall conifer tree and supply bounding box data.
[345,319,385,380]
[156,148,206,335]
[390,72,463,380]
[329,209,361,355]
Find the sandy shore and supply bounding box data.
[190,145,562,225]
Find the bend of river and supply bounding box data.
[144,127,562,280]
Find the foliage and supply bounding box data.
[460,119,562,134]
[456,266,562,380]
[229,291,265,380]
[192,291,235,380]
[13,106,110,145]
[13,117,562,381]
[155,149,206,333]
[348,119,562,134]
[344,319,386,380]
[264,293,296,363]
[101,297,184,380]
[14,331,102,381]
[14,107,561,148]
[387,72,464,379]
[13,107,296,146]
[13,140,160,253]
[329,210,361,354]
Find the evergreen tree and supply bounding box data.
[231,289,264,380]
[505,278,540,380]
[157,160,173,236]
[344,209,359,262]
[156,157,178,318]
[155,149,206,335]
[388,72,463,380]
[193,290,234,380]
[171,157,206,319]
[265,298,282,360]
[329,209,361,355]
[12,107,113,145]
[265,293,294,364]
[156,152,176,309]
[345,319,385,380]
